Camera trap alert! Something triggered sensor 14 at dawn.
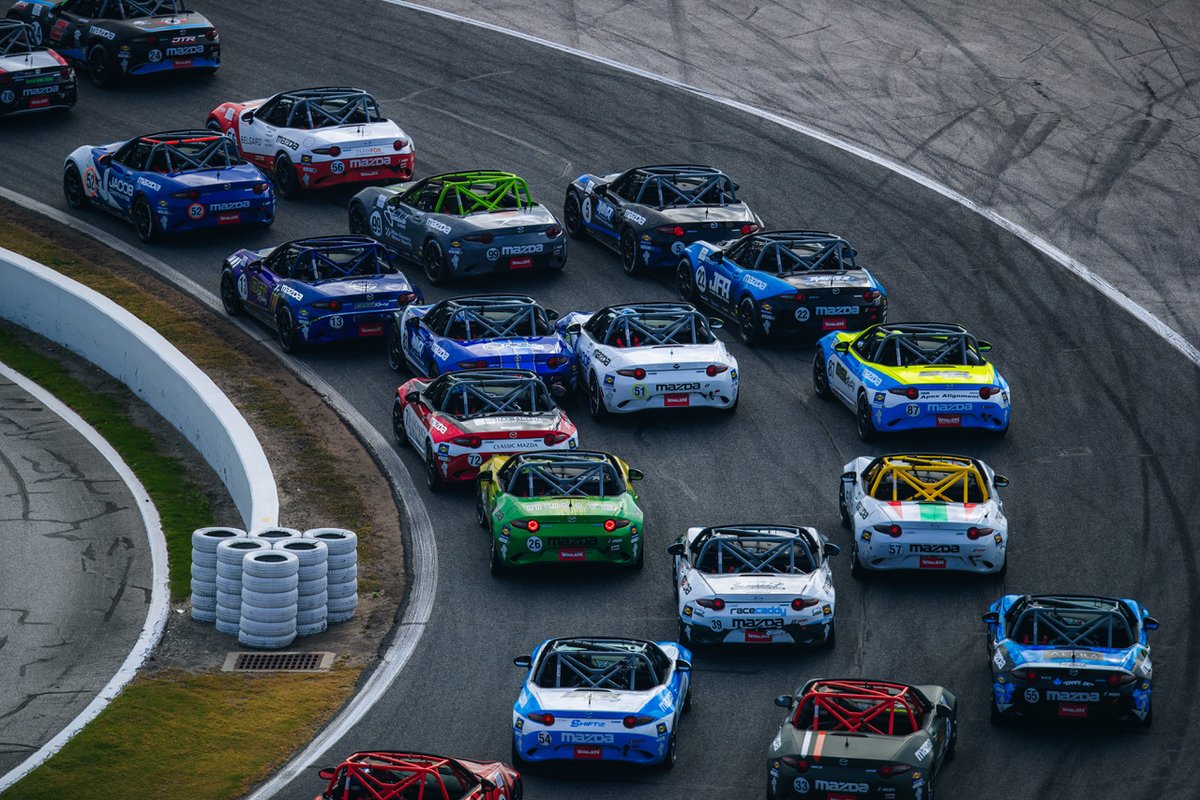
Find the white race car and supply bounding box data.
[840,452,1009,576]
[668,524,839,647]
[558,301,739,419]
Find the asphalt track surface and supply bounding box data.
[2,1,1198,798]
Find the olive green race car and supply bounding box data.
[476,450,645,574]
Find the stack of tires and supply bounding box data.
[238,549,300,650]
[190,527,244,622]
[275,539,329,637]
[214,538,270,636]
[305,528,358,624]
[250,526,303,545]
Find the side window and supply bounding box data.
[398,182,425,207]
[265,98,294,127]
[738,241,767,270]
[116,141,151,170]
[851,331,876,360]
[585,312,612,342]
[423,306,448,335]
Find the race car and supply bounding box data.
[677,230,887,344]
[219,235,421,353]
[668,524,839,647]
[563,164,762,275]
[349,170,566,285]
[477,450,644,573]
[312,751,520,800]
[984,594,1157,726]
[839,453,1009,576]
[394,369,577,489]
[559,302,739,419]
[768,679,957,800]
[387,294,575,398]
[206,86,415,199]
[7,0,219,87]
[63,129,274,243]
[813,322,1011,441]
[0,19,76,115]
[512,636,692,768]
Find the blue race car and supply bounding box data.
[219,235,421,353]
[387,294,575,399]
[814,322,1011,441]
[63,129,273,243]
[984,594,1157,726]
[512,636,692,768]
[676,230,888,345]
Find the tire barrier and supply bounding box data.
[190,527,244,622]
[214,538,268,636]
[250,526,304,544]
[275,539,329,637]
[304,529,358,624]
[238,550,299,650]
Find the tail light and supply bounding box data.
[1011,669,1038,681]
[878,763,913,779]
[0,74,11,87]
[873,524,902,538]
[863,290,881,302]
[656,225,686,237]
[603,519,631,532]
[171,190,202,200]
[132,35,158,44]
[545,225,562,238]
[253,182,270,194]
[979,386,1002,399]
[791,598,818,611]
[543,432,570,446]
[740,223,759,235]
[451,435,482,448]
[464,232,494,244]
[513,519,540,532]
[697,598,725,610]
[706,364,728,377]
[1108,672,1136,687]
[393,139,408,151]
[966,527,994,540]
[544,356,569,369]
[313,146,341,157]
[396,292,416,304]
[311,300,342,311]
[623,715,655,728]
[779,292,805,303]
[204,29,217,41]
[59,66,72,79]
[889,387,920,400]
[457,360,489,369]
[781,756,810,771]
[617,368,646,380]
[527,712,554,725]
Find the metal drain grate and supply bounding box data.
[222,651,336,672]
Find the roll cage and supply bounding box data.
[689,526,820,575]
[424,296,554,341]
[1005,596,1138,649]
[792,680,929,735]
[401,171,534,215]
[115,131,245,173]
[501,452,624,499]
[257,87,384,130]
[533,638,669,691]
[265,236,401,281]
[861,454,989,503]
[426,370,555,418]
[66,0,189,19]
[612,165,739,209]
[320,751,481,800]
[725,231,859,274]
[852,323,985,367]
[586,303,715,347]
[0,20,38,54]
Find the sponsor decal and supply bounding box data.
[928,403,972,412]
[935,414,962,427]
[210,200,250,212]
[485,247,500,261]
[710,272,732,300]
[136,177,161,191]
[821,318,847,331]
[502,244,544,255]
[663,394,690,407]
[914,739,933,761]
[595,201,614,222]
[580,195,593,222]
[573,746,603,760]
[671,241,685,255]
[187,202,205,220]
[278,285,304,302]
[147,49,163,62]
[655,382,701,392]
[592,350,611,366]
[106,174,134,197]
[1058,703,1089,718]
[815,781,870,793]
[992,649,1006,670]
[561,731,614,744]
[558,548,586,561]
[909,544,959,553]
[623,209,646,225]
[682,605,693,617]
[467,453,483,467]
[918,555,947,569]
[350,157,391,168]
[815,305,858,315]
[276,136,300,150]
[431,343,450,360]
[166,45,203,56]
[426,219,452,234]
[1047,691,1099,702]
[694,266,707,293]
[89,26,116,40]
[236,273,248,300]
[21,85,58,97]
[861,370,882,386]
[429,418,448,434]
[731,618,783,629]
[328,316,344,330]
[369,211,384,237]
[358,323,384,337]
[746,275,768,291]
[0,90,13,104]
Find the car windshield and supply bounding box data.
[1009,597,1136,649]
[693,530,818,575]
[274,238,400,281]
[0,21,37,55]
[602,306,714,347]
[440,299,553,340]
[533,640,666,691]
[862,455,988,503]
[505,456,624,498]
[436,375,554,418]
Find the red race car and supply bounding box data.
[393,368,579,490]
[314,751,520,800]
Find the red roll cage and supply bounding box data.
[792,680,927,735]
[319,751,482,800]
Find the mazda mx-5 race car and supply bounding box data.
[394,369,578,489]
[477,450,644,573]
[677,230,888,344]
[668,524,839,647]
[219,235,421,353]
[388,294,575,398]
[562,164,762,275]
[984,594,1157,726]
[559,302,739,419]
[768,679,957,800]
[814,322,1011,441]
[63,129,274,243]
[840,453,1009,576]
[7,0,219,87]
[512,636,692,768]
[349,170,566,285]
[313,751,520,800]
[206,87,415,199]
[0,19,76,115]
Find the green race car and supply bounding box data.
[476,450,645,574]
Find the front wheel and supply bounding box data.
[620,228,642,276]
[348,204,371,235]
[850,543,866,579]
[856,394,878,442]
[219,271,243,316]
[386,323,406,372]
[424,443,443,492]
[563,191,583,238]
[423,239,449,286]
[391,400,406,446]
[206,118,223,133]
[676,258,698,303]
[813,351,831,399]
[588,374,608,421]
[63,164,89,209]
[736,297,761,345]
[273,154,301,199]
[276,307,300,353]
[87,45,113,87]
[132,197,157,243]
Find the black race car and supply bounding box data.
[7,0,219,87]
[563,164,762,276]
[768,679,956,800]
[0,18,76,115]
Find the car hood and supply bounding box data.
[455,412,563,434]
[780,271,876,290]
[0,51,62,71]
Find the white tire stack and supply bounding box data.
[191,527,244,622]
[238,549,299,650]
[275,539,329,637]
[250,526,303,545]
[305,528,358,624]
[215,538,270,636]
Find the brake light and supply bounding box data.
[545,356,569,369]
[873,524,902,538]
[0,74,11,87]
[512,519,540,532]
[396,292,416,304]
[655,225,685,236]
[863,290,880,302]
[878,763,913,779]
[740,223,759,235]
[457,360,489,369]
[545,225,562,238]
[1011,669,1038,681]
[781,756,810,772]
[464,232,493,244]
[171,190,201,200]
[451,435,482,448]
[979,386,1002,399]
[527,712,554,725]
[697,598,725,610]
[791,598,818,611]
[889,387,919,400]
[311,300,341,311]
[1108,672,1136,687]
[603,519,631,532]
[780,292,805,303]
[204,29,217,41]
[313,146,341,157]
[544,432,570,446]
[623,715,655,728]
[617,368,646,380]
[966,527,994,540]
[706,364,728,377]
[393,139,408,151]
[253,182,269,194]
[59,65,72,79]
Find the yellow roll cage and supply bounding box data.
[865,454,988,503]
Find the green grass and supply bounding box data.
[0,331,210,600]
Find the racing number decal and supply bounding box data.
[581,195,593,223]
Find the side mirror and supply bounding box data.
[240,110,255,123]
[97,153,112,167]
[833,341,850,353]
[628,468,644,481]
[774,695,794,709]
[1144,617,1160,631]
[978,340,993,352]
[937,700,953,716]
[592,182,609,196]
[476,470,493,483]
[405,390,421,405]
[565,323,582,335]
[675,659,692,673]
[479,779,496,792]
[667,542,685,556]
[317,768,336,781]
[841,470,855,484]
[708,317,724,330]
[545,308,559,321]
[993,475,1010,488]
[982,611,999,625]
[513,655,531,668]
[824,542,841,557]
[708,249,724,261]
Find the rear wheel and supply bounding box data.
[423,239,448,285]
[386,324,406,372]
[63,164,88,209]
[273,154,301,199]
[813,351,831,399]
[490,537,508,576]
[391,400,406,446]
[424,443,443,492]
[87,45,113,87]
[736,297,761,345]
[657,732,677,770]
[588,374,608,421]
[628,541,644,570]
[856,393,878,442]
[946,718,958,759]
[132,197,157,243]
[850,543,866,579]
[620,228,641,276]
[676,258,698,303]
[276,307,300,353]
[348,204,371,236]
[219,272,243,316]
[563,191,583,238]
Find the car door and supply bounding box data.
[98,139,149,216]
[380,183,429,259]
[404,381,439,450]
[706,240,753,314]
[243,247,288,322]
[37,0,95,58]
[827,336,862,403]
[238,95,292,167]
[583,175,627,238]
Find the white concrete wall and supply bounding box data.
[0,246,278,528]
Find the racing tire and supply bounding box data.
[132,197,158,243]
[424,442,444,492]
[305,529,357,555]
[206,119,223,133]
[240,586,300,607]
[989,700,1007,727]
[850,543,866,580]
[510,742,528,771]
[511,779,524,800]
[237,630,296,650]
[242,550,300,579]
[392,399,407,446]
[191,606,217,623]
[220,271,244,316]
[189,578,216,598]
[423,239,449,286]
[628,542,645,570]
[563,191,584,238]
[677,619,692,646]
[240,603,299,625]
[489,537,508,576]
[386,324,407,373]
[476,483,490,530]
[296,562,329,583]
[856,393,878,442]
[238,617,297,639]
[190,563,217,583]
[736,297,761,346]
[327,579,358,600]
[325,551,357,570]
[946,718,958,759]
[676,258,698,304]
[215,575,243,595]
[620,227,642,276]
[276,307,300,354]
[348,204,371,236]
[587,373,609,422]
[87,45,114,88]
[656,732,677,770]
[273,153,302,199]
[813,351,832,399]
[193,527,245,553]
[63,164,89,210]
[838,481,852,529]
